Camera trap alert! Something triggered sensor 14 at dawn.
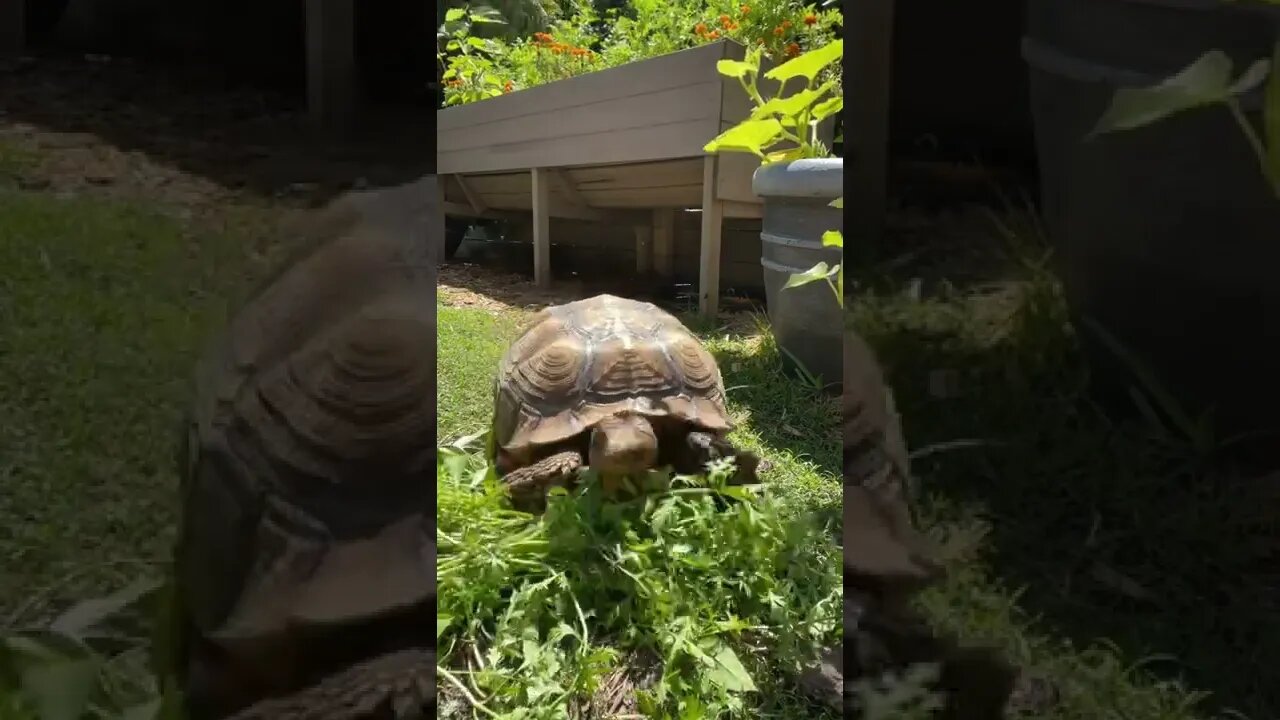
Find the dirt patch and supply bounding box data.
[438,263,591,314]
[0,52,430,220]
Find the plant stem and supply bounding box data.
[1225,98,1279,198]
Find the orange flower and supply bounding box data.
[781,19,792,28]
[803,13,818,25]
[503,80,514,93]
[694,22,707,35]
[719,14,730,23]
[773,26,784,35]
[785,42,800,57]
[740,4,750,13]
[708,29,720,39]
[551,45,563,54]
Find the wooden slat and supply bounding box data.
[305,0,356,136]
[653,209,675,277]
[849,0,895,245]
[438,117,719,176]
[550,169,593,209]
[458,160,705,196]
[440,82,718,154]
[475,186,703,211]
[438,41,732,131]
[452,175,488,215]
[531,168,551,287]
[720,200,763,219]
[698,155,724,318]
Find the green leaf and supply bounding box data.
[716,59,755,79]
[811,95,843,122]
[782,261,837,290]
[704,644,757,692]
[829,196,843,208]
[821,230,843,248]
[704,119,784,157]
[438,614,454,639]
[1264,40,1280,195]
[1229,57,1271,95]
[763,147,808,164]
[49,577,161,637]
[750,84,832,120]
[764,39,843,84]
[1091,50,1240,136]
[445,8,466,22]
[16,655,99,720]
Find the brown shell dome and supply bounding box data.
[494,295,732,460]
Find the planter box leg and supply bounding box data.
[305,0,356,136]
[698,155,723,319]
[653,208,675,278]
[531,167,552,288]
[849,0,895,246]
[0,0,22,58]
[634,225,653,275]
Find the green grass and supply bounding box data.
[850,206,1278,720]
[435,298,843,718]
[435,299,841,516]
[0,188,264,619]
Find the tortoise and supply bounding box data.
[491,294,761,508]
[171,178,436,719]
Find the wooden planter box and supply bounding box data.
[436,39,777,317]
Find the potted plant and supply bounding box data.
[704,39,844,389]
[1022,0,1280,438]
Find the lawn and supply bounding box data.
[434,295,843,718]
[436,200,1278,720]
[0,187,262,618]
[850,206,1278,720]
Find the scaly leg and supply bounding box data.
[684,432,767,486]
[501,451,583,512]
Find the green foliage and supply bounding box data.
[438,6,515,106]
[780,196,843,309]
[1092,42,1280,198]
[437,0,841,106]
[436,437,842,718]
[0,578,182,720]
[704,40,842,162]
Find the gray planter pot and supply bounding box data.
[753,158,844,390]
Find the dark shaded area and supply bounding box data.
[889,0,1035,178]
[850,205,1280,720]
[3,0,434,203]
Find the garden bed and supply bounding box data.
[437,39,782,316]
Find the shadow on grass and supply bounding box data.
[0,47,431,204]
[851,206,1280,719]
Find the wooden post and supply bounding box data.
[0,0,23,58]
[848,0,895,246]
[652,209,675,278]
[698,155,724,319]
[531,167,552,288]
[634,225,653,275]
[305,0,356,136]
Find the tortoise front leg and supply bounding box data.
[501,450,583,511]
[684,432,766,486]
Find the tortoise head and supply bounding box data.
[588,412,659,477]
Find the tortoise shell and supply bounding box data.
[493,294,732,465]
[175,179,436,716]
